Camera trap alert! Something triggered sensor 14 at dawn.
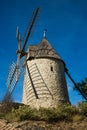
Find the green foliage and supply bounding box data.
[0,113,5,119]
[12,105,35,120]
[0,103,87,122]
[0,102,23,121]
[76,77,87,99]
[78,102,87,116]
[9,104,78,122]
[0,102,21,113]
[0,102,14,113]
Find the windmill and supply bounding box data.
[3,7,40,102]
[3,8,87,106]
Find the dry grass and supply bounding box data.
[0,102,87,123]
[72,115,84,122]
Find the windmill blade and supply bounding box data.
[16,46,21,81]
[16,26,21,42]
[4,72,21,102]
[16,54,21,81]
[22,7,40,52]
[16,26,22,80]
[65,68,87,100]
[16,26,22,57]
[5,62,22,102]
[6,62,16,84]
[7,62,17,89]
[2,90,12,102]
[6,62,21,90]
[5,7,41,102]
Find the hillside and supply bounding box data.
[0,118,87,130]
[0,102,87,130]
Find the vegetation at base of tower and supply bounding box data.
[77,102,87,116]
[0,102,87,122]
[76,77,87,99]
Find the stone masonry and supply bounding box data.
[22,38,69,108]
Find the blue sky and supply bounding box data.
[0,0,87,104]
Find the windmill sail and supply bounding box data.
[16,28,22,80]
[22,8,40,51]
[65,68,87,101]
[4,7,40,101]
[3,62,21,102]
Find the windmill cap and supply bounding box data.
[28,37,65,65]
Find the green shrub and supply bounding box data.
[59,104,78,120]
[0,102,21,113]
[16,104,78,122]
[0,103,87,122]
[78,102,87,116]
[0,113,5,119]
[0,102,13,113]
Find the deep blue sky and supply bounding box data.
[0,0,87,104]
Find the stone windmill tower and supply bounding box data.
[5,8,87,107]
[22,35,69,108]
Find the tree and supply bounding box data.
[76,78,87,100]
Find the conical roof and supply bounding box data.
[28,38,62,61]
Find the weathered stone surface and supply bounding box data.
[22,38,69,108]
[22,57,69,108]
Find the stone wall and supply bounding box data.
[22,57,69,108]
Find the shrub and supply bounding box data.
[14,104,78,122]
[72,115,84,122]
[0,102,87,122]
[0,102,14,113]
[78,102,87,116]
[0,102,22,113]
[12,105,34,121]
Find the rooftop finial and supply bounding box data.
[43,29,47,38]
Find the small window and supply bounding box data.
[51,66,53,72]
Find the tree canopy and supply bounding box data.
[76,78,87,100]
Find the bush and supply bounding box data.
[0,102,87,122]
[11,104,78,122]
[0,102,14,113]
[12,105,34,121]
[78,102,87,116]
[0,102,22,113]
